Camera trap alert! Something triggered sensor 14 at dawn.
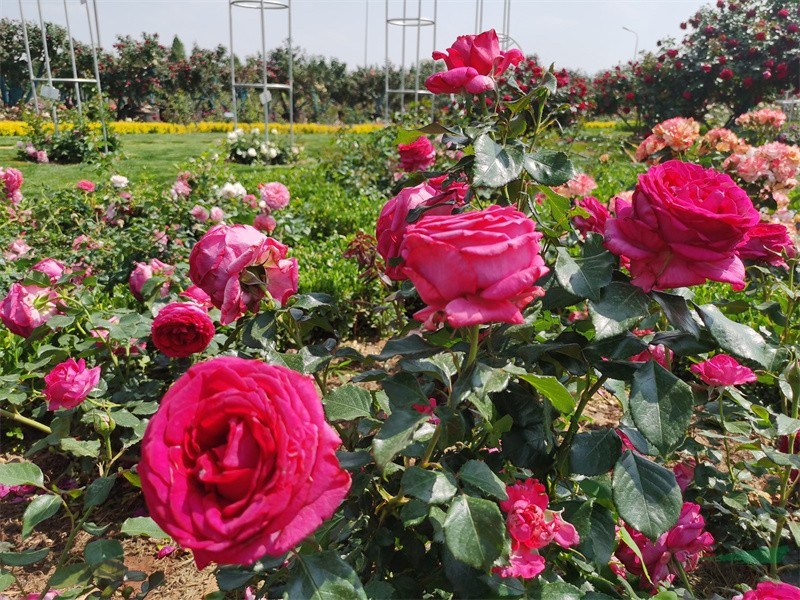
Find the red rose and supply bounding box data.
[138,357,351,568]
[604,161,759,291]
[151,302,215,358]
[400,205,549,329]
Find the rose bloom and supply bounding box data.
[171,179,191,199]
[0,283,59,337]
[254,213,277,233]
[736,222,797,268]
[691,354,757,386]
[427,174,469,205]
[635,134,668,162]
[400,205,549,329]
[553,173,598,198]
[189,225,298,325]
[697,128,749,155]
[425,29,523,94]
[180,285,213,310]
[673,458,696,492]
[76,179,96,193]
[43,358,101,410]
[397,136,436,172]
[129,259,174,301]
[138,356,351,568]
[652,116,700,152]
[32,258,67,284]
[736,108,787,130]
[376,182,455,280]
[36,150,48,164]
[190,205,210,222]
[258,182,291,211]
[572,196,609,237]
[110,175,129,188]
[4,238,32,261]
[604,161,760,292]
[209,207,225,223]
[151,302,215,358]
[734,582,800,600]
[2,167,24,204]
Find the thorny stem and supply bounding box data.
[673,558,695,597]
[716,389,737,484]
[0,408,52,435]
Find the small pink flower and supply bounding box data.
[190,205,210,222]
[36,150,49,163]
[209,207,225,223]
[493,547,546,579]
[171,179,191,199]
[129,259,174,301]
[2,167,24,204]
[4,238,32,260]
[554,173,597,198]
[412,398,440,424]
[44,358,101,410]
[673,459,696,492]
[32,259,67,284]
[572,196,609,237]
[76,180,96,193]
[71,235,100,251]
[259,182,291,210]
[500,479,579,552]
[690,354,757,386]
[157,545,177,559]
[0,283,59,337]
[254,213,277,233]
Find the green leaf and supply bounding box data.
[395,123,458,145]
[532,582,584,600]
[523,150,576,186]
[570,429,622,476]
[518,373,575,414]
[402,467,458,505]
[50,563,93,588]
[84,475,116,508]
[84,539,124,567]
[459,460,508,501]
[443,495,506,570]
[324,385,373,422]
[555,247,614,302]
[60,437,101,458]
[777,414,800,436]
[284,551,367,600]
[589,282,651,340]
[0,548,49,566]
[22,494,62,539]
[374,335,439,360]
[473,134,524,188]
[652,291,700,338]
[629,361,693,455]
[0,461,43,487]
[613,451,681,540]
[452,364,510,417]
[400,499,429,527]
[120,517,170,539]
[580,504,616,568]
[696,303,778,369]
[0,570,14,592]
[372,410,428,469]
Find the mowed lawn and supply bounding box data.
[0,132,336,191]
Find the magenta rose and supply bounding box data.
[690,354,757,386]
[397,136,436,172]
[604,160,760,291]
[151,302,215,358]
[735,582,800,600]
[138,356,351,568]
[736,222,797,268]
[189,224,298,325]
[572,196,610,238]
[664,502,715,567]
[180,285,213,310]
[2,167,23,203]
[0,283,59,337]
[399,205,549,329]
[428,174,469,205]
[258,182,290,211]
[76,180,96,193]
[376,182,454,280]
[129,259,174,301]
[32,259,67,285]
[43,358,101,410]
[426,29,523,94]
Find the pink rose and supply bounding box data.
[180,285,213,310]
[258,182,291,210]
[190,205,210,222]
[253,213,277,233]
[188,225,298,325]
[43,358,101,410]
[32,259,67,284]
[138,357,351,568]
[665,502,715,568]
[615,525,673,590]
[2,167,24,203]
[673,459,696,492]
[76,180,96,193]
[400,205,549,329]
[572,196,609,237]
[36,150,49,164]
[426,29,523,94]
[635,134,668,162]
[554,173,598,198]
[209,207,225,223]
[397,137,436,172]
[151,302,216,358]
[129,259,174,301]
[427,174,469,205]
[4,238,32,261]
[604,161,760,291]
[736,222,797,268]
[0,283,59,337]
[493,548,546,579]
[375,182,454,280]
[690,354,757,386]
[652,117,700,152]
[735,582,800,600]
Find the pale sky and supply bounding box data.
[1,0,710,74]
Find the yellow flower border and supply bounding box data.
[0,121,384,136]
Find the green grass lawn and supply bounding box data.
[0,132,335,191]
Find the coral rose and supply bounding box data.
[690,354,757,386]
[0,283,59,337]
[425,29,523,94]
[44,358,101,410]
[397,136,436,172]
[604,161,760,291]
[189,224,298,325]
[735,582,800,600]
[376,182,455,280]
[138,356,351,568]
[400,205,549,329]
[151,302,216,358]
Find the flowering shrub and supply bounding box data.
[224,127,301,165]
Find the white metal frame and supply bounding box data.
[228,0,294,145]
[475,0,513,49]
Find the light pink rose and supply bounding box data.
[425,29,523,94]
[32,259,67,284]
[138,357,351,568]
[397,137,436,173]
[400,205,549,329]
[635,134,668,162]
[0,283,59,337]
[736,222,797,268]
[253,213,277,233]
[734,582,800,600]
[43,358,101,410]
[188,225,298,325]
[76,180,96,193]
[209,207,225,223]
[690,354,757,386]
[36,150,49,164]
[2,167,24,204]
[604,161,760,292]
[652,116,700,152]
[258,182,291,210]
[129,259,174,301]
[554,173,597,198]
[4,238,32,260]
[190,205,210,222]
